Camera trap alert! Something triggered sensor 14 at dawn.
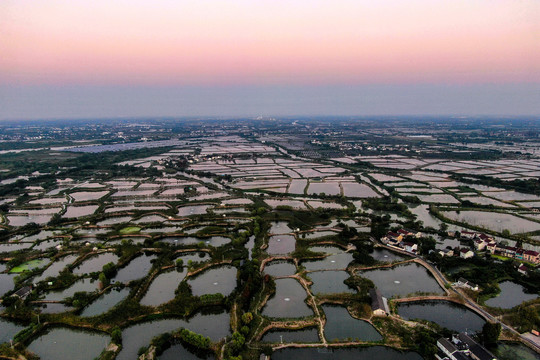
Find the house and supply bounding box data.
[518,264,528,275]
[457,333,497,360]
[459,249,474,259]
[402,242,418,254]
[13,285,32,299]
[387,232,403,242]
[473,239,487,251]
[439,248,454,257]
[477,233,494,242]
[436,338,470,360]
[369,288,390,316]
[437,334,498,360]
[486,242,497,254]
[461,231,477,240]
[524,250,540,264]
[456,278,479,291]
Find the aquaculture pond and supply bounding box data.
[177,205,211,217]
[371,248,405,263]
[32,238,64,251]
[113,254,157,283]
[267,235,296,255]
[262,278,313,318]
[359,263,444,298]
[63,205,99,218]
[264,261,296,277]
[159,343,215,360]
[397,301,485,332]
[44,278,99,301]
[303,246,353,271]
[81,287,130,317]
[27,327,110,360]
[271,346,422,360]
[484,281,538,309]
[0,242,33,253]
[176,252,211,264]
[96,216,132,226]
[269,221,293,234]
[140,268,187,306]
[188,266,237,297]
[261,328,320,343]
[245,235,255,260]
[9,259,47,273]
[491,342,540,360]
[36,303,74,314]
[72,253,120,274]
[34,254,79,282]
[442,210,540,234]
[117,312,231,360]
[0,318,26,344]
[322,305,381,342]
[308,271,354,294]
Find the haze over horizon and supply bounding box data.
[1,0,539,120]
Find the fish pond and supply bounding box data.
[140,268,187,306]
[397,300,485,332]
[271,346,422,360]
[81,287,130,317]
[308,271,355,295]
[27,327,110,360]
[188,266,237,297]
[117,312,231,360]
[484,281,538,309]
[262,278,313,318]
[359,263,444,298]
[322,305,381,342]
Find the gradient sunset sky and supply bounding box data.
[1,0,539,119]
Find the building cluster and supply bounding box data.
[381,229,422,254]
[463,231,540,265]
[437,333,497,360]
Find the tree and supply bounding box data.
[111,327,122,344]
[482,322,501,346]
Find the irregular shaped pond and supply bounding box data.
[485,281,538,309]
[35,254,79,282]
[269,221,293,234]
[272,346,422,359]
[118,312,230,360]
[303,246,353,271]
[159,343,214,360]
[81,287,130,317]
[264,261,296,277]
[267,235,296,255]
[188,266,237,297]
[262,278,313,318]
[113,254,157,283]
[261,328,319,343]
[360,263,444,298]
[44,278,99,301]
[309,271,355,295]
[322,305,381,342]
[492,342,540,360]
[177,205,211,217]
[140,268,187,306]
[397,300,485,332]
[371,248,405,263]
[0,318,25,344]
[27,327,110,360]
[72,253,119,274]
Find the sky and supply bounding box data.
[1,0,539,119]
